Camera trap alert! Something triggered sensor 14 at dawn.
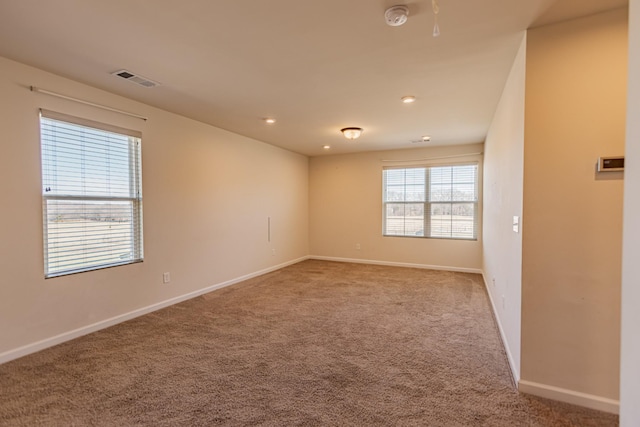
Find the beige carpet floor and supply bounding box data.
[0,260,618,426]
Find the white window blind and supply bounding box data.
[383,164,478,240]
[40,110,143,277]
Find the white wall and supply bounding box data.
[521,8,627,409]
[0,56,309,361]
[620,0,640,425]
[309,144,483,272]
[482,34,526,382]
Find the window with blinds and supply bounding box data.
[383,164,478,240]
[40,110,143,278]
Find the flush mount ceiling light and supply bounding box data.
[401,95,416,104]
[341,127,363,140]
[323,145,331,150]
[384,5,409,27]
[263,118,276,124]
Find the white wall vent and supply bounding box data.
[111,70,160,88]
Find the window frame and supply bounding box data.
[39,110,144,278]
[382,163,479,241]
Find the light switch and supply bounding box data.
[513,216,520,233]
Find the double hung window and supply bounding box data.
[40,110,143,277]
[383,164,478,240]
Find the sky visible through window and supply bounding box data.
[40,116,142,276]
[383,165,477,239]
[41,119,133,198]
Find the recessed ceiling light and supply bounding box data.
[401,96,416,104]
[264,118,276,124]
[323,145,331,150]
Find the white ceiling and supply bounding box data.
[0,0,628,156]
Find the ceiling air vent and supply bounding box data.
[112,69,160,88]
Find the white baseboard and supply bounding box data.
[309,255,482,274]
[479,269,619,414]
[481,272,520,385]
[3,256,619,416]
[519,380,619,414]
[0,256,309,365]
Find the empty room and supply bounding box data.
[1,0,639,425]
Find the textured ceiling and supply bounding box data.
[0,0,628,156]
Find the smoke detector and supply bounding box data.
[385,5,409,26]
[111,70,160,88]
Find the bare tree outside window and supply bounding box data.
[383,164,478,240]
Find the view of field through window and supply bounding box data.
[383,165,477,239]
[40,115,142,276]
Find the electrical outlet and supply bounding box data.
[355,243,361,250]
[163,272,171,284]
[271,248,276,256]
[492,278,496,287]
